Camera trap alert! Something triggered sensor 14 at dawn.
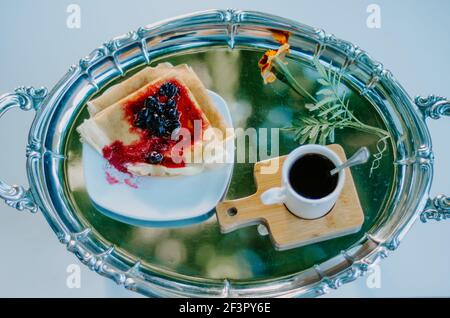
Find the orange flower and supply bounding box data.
[257,31,316,100]
[271,30,290,45]
[258,43,290,84]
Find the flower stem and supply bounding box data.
[272,58,317,102]
[345,121,389,138]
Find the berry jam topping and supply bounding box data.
[134,84,181,137]
[166,107,179,120]
[167,99,177,108]
[147,151,163,164]
[145,96,159,108]
[159,82,178,98]
[102,79,207,173]
[103,139,182,173]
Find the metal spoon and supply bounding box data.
[330,147,370,176]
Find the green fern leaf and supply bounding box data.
[318,104,341,117]
[316,88,334,96]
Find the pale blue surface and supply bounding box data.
[0,0,448,297]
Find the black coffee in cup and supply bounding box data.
[288,154,338,199]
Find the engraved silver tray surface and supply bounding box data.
[0,10,449,297]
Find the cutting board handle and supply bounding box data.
[216,193,270,233]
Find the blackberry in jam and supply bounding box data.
[154,102,165,115]
[145,96,159,109]
[134,117,145,129]
[134,108,151,129]
[166,108,179,120]
[134,85,182,140]
[166,98,177,109]
[165,120,181,134]
[149,115,167,137]
[147,151,164,164]
[159,82,178,98]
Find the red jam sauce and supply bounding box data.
[124,178,138,189]
[105,171,119,185]
[102,79,207,173]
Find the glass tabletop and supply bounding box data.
[63,48,394,282]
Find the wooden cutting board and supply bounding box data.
[216,144,364,251]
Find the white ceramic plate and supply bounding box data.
[82,90,234,227]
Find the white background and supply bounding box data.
[0,0,448,297]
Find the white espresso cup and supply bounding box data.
[260,145,345,219]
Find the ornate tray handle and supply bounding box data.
[415,95,450,222]
[421,195,450,223]
[0,87,48,213]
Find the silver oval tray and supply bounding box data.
[0,9,449,297]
